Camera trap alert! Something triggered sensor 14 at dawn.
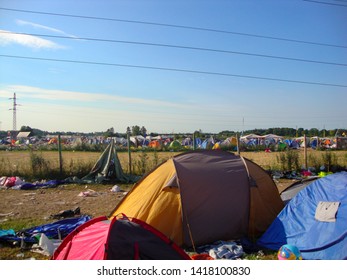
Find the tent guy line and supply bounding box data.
[1,54,346,88]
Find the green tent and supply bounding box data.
[82,139,138,184]
[169,140,182,150]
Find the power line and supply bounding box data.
[0,7,346,49]
[2,31,346,67]
[1,54,346,88]
[303,0,347,6]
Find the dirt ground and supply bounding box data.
[0,179,293,227]
[0,183,132,227]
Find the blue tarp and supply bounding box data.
[12,180,64,190]
[257,172,347,260]
[0,215,91,244]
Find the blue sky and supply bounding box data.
[0,0,346,134]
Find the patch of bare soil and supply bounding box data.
[0,184,130,226]
[0,179,294,260]
[0,179,294,227]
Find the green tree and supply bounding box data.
[140,126,147,136]
[131,125,141,136]
[20,125,33,132]
[296,127,304,137]
[104,127,115,137]
[309,128,319,137]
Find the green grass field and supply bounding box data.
[0,149,346,180]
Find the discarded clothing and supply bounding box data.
[78,189,99,197]
[0,229,16,238]
[197,240,244,260]
[50,207,81,220]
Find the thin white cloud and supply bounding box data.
[0,85,192,109]
[16,19,78,38]
[0,29,65,50]
[0,85,249,133]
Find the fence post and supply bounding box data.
[193,131,196,150]
[236,133,240,155]
[304,134,308,170]
[127,132,132,174]
[58,134,63,176]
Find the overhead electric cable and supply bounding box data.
[2,31,346,67]
[1,54,346,88]
[303,0,347,7]
[0,7,346,49]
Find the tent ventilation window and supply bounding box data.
[164,174,179,189]
[315,201,340,222]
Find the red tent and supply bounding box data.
[52,215,190,260]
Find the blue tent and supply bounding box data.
[257,172,347,260]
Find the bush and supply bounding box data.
[321,151,337,172]
[30,151,50,178]
[133,151,149,175]
[276,149,300,171]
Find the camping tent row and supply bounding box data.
[128,135,238,150]
[53,149,285,259]
[240,134,341,149]
[3,132,343,150]
[94,135,343,150]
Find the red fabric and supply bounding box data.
[53,216,110,260]
[191,253,214,260]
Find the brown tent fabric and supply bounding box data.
[242,158,284,239]
[174,151,250,246]
[110,150,284,248]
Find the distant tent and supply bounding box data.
[16,131,32,139]
[257,172,347,260]
[148,140,161,149]
[182,138,192,147]
[52,215,191,260]
[220,137,237,148]
[240,134,261,145]
[212,142,221,149]
[280,177,319,205]
[169,140,182,150]
[81,139,136,184]
[263,134,283,146]
[195,137,202,148]
[110,150,284,248]
[200,136,215,149]
[310,137,319,149]
[283,139,299,149]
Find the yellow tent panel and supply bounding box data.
[111,159,183,244]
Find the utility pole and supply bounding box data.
[9,93,18,131]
